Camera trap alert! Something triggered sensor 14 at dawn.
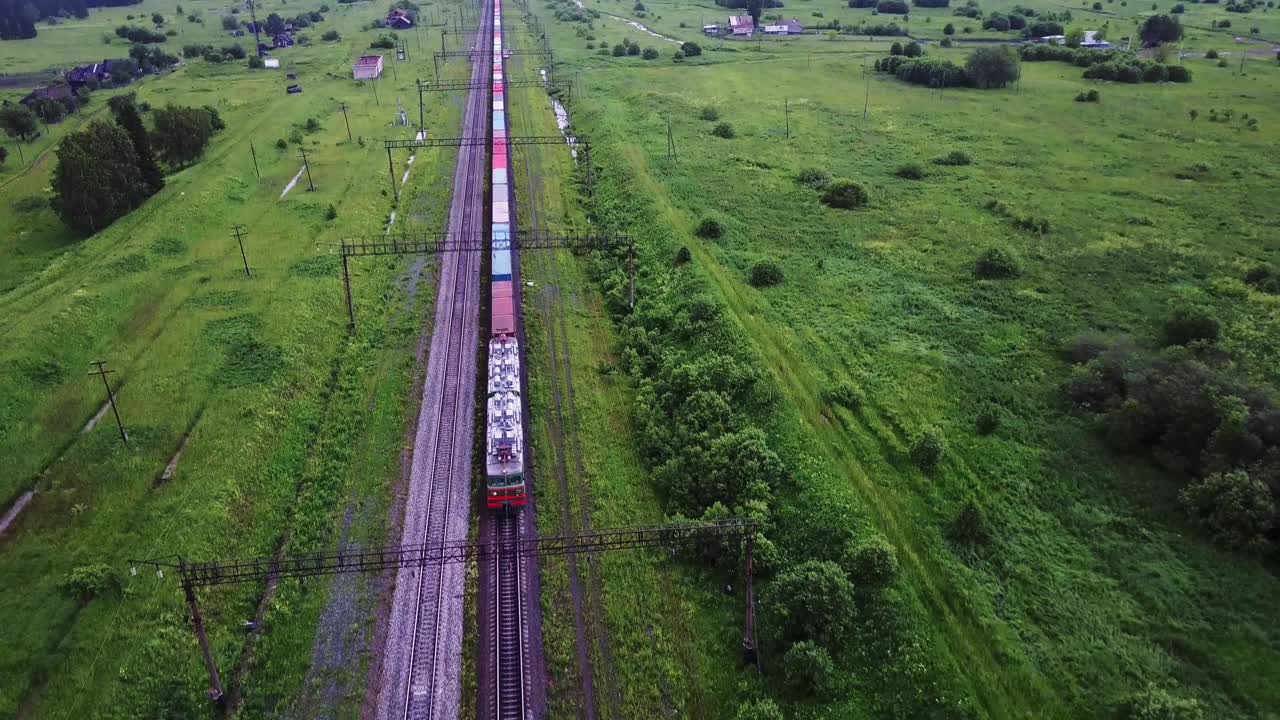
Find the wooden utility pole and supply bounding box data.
[179,560,225,703]
[386,147,399,202]
[784,98,790,139]
[338,101,352,141]
[666,116,676,160]
[743,533,760,673]
[248,141,260,180]
[627,245,635,309]
[342,253,355,330]
[298,147,315,191]
[583,140,593,198]
[863,60,871,120]
[231,225,251,277]
[88,361,128,444]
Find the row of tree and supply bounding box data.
[51,95,221,234]
[0,0,140,40]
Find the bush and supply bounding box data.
[699,106,720,121]
[877,0,911,13]
[975,404,1001,434]
[322,29,340,40]
[60,563,119,602]
[844,536,899,587]
[933,149,971,165]
[221,15,239,30]
[910,425,946,469]
[903,40,922,57]
[1115,683,1206,720]
[681,42,702,56]
[749,260,785,287]
[370,34,396,49]
[763,559,857,647]
[948,499,991,545]
[695,217,723,239]
[325,203,337,220]
[823,381,861,410]
[711,122,735,138]
[627,44,641,56]
[974,247,1020,278]
[795,167,830,189]
[943,21,955,34]
[940,37,953,47]
[736,699,785,720]
[820,179,869,209]
[276,138,288,149]
[895,162,925,179]
[1161,307,1219,347]
[221,44,246,59]
[675,246,692,265]
[1204,48,1219,59]
[1180,470,1275,550]
[781,641,835,697]
[1075,88,1100,101]
[642,47,659,60]
[1166,65,1191,82]
[612,43,626,56]
[248,54,264,68]
[890,40,904,55]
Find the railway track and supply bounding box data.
[378,3,493,719]
[491,515,529,720]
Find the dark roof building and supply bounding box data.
[20,84,74,106]
[386,8,413,28]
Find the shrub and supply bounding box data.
[763,559,857,647]
[948,499,991,544]
[711,122,735,138]
[675,246,692,265]
[642,47,659,60]
[694,217,723,239]
[736,699,785,720]
[944,21,955,34]
[1115,683,1206,720]
[782,641,835,698]
[305,117,320,133]
[1181,470,1275,550]
[890,40,905,55]
[933,149,971,165]
[910,425,946,469]
[877,0,911,13]
[903,41,922,57]
[1161,307,1219,347]
[820,179,869,209]
[823,381,861,410]
[749,260,785,287]
[895,162,925,179]
[975,404,1001,434]
[844,536,899,587]
[795,167,830,189]
[940,37,953,47]
[60,563,119,602]
[627,44,640,56]
[699,106,720,121]
[325,203,337,220]
[276,138,287,149]
[1166,64,1192,81]
[1204,48,1219,59]
[322,29,340,40]
[612,43,626,56]
[680,41,702,56]
[248,54,264,68]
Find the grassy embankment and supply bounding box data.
[0,1,475,715]
[527,0,1280,717]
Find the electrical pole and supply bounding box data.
[248,0,263,57]
[372,75,380,106]
[784,98,790,139]
[16,141,24,165]
[88,361,128,444]
[298,148,315,191]
[342,253,355,330]
[387,147,399,202]
[231,225,251,277]
[339,101,352,141]
[417,78,425,131]
[863,59,871,120]
[666,116,676,160]
[179,559,225,703]
[249,140,260,180]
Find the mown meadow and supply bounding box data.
[525,0,1280,717]
[0,0,476,715]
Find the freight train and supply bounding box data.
[485,0,527,509]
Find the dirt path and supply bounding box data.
[279,165,307,199]
[0,491,34,537]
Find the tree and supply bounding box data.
[642,46,659,59]
[910,425,946,469]
[782,641,835,697]
[60,563,120,603]
[1065,27,1085,47]
[890,40,904,54]
[1139,14,1183,45]
[151,12,164,25]
[711,122,735,138]
[903,40,922,56]
[108,94,164,196]
[151,104,212,167]
[0,104,38,142]
[52,120,148,235]
[1180,470,1275,550]
[763,559,857,648]
[29,96,66,124]
[821,179,869,209]
[1188,108,1198,122]
[966,45,1021,88]
[680,41,702,56]
[265,11,286,35]
[750,260,784,287]
[943,21,955,34]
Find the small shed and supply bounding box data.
[353,55,384,80]
[702,24,720,36]
[263,57,280,68]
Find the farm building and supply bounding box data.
[729,15,754,37]
[263,58,281,68]
[702,24,720,36]
[19,84,74,107]
[385,8,413,29]
[353,55,384,80]
[272,33,295,48]
[1080,30,1111,48]
[763,19,803,35]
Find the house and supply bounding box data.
[263,57,281,68]
[272,32,294,48]
[353,54,384,80]
[702,24,720,36]
[1081,30,1111,48]
[729,15,754,36]
[763,18,803,35]
[19,84,74,106]
[385,8,413,29]
[65,63,102,86]
[1035,34,1066,44]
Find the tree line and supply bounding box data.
[50,94,223,234]
[0,0,140,40]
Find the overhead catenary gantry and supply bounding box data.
[383,134,591,203]
[337,229,633,329]
[414,75,573,131]
[130,520,760,703]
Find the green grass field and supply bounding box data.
[524,0,1280,717]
